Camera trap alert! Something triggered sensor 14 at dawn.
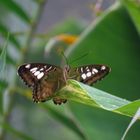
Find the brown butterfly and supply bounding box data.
[18,63,111,105]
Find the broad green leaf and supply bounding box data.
[0,122,34,140]
[41,104,87,140]
[0,0,30,23]
[64,2,140,140]
[122,0,140,35]
[116,100,140,116]
[66,2,140,100]
[55,80,139,117]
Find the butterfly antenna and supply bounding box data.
[61,51,69,66]
[61,51,90,67]
[70,52,89,65]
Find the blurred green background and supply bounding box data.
[0,0,140,140]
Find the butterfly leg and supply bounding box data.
[53,98,67,105]
[63,66,68,84]
[52,79,67,105]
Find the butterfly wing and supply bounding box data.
[17,63,57,87]
[69,64,111,85]
[18,63,67,104]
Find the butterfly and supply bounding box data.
[17,63,111,105]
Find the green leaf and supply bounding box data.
[0,47,16,65]
[60,2,140,140]
[0,34,9,115]
[122,0,140,35]
[56,80,140,117]
[0,122,34,140]
[45,19,83,37]
[0,80,8,91]
[0,34,8,78]
[116,100,140,116]
[0,24,21,49]
[0,80,8,114]
[0,0,30,23]
[66,2,140,101]
[41,104,87,140]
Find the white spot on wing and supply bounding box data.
[85,66,90,72]
[37,72,44,79]
[40,68,44,71]
[81,67,83,73]
[30,67,38,73]
[86,66,89,69]
[92,71,95,75]
[46,66,52,72]
[81,73,87,80]
[87,72,91,77]
[101,66,106,70]
[34,71,40,76]
[93,68,98,73]
[25,64,30,69]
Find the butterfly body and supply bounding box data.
[18,63,110,105]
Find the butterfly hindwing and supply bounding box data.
[69,64,110,85]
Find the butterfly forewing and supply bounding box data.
[18,63,59,87]
[69,64,110,85]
